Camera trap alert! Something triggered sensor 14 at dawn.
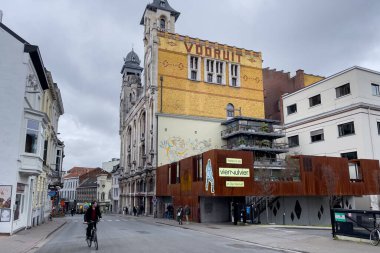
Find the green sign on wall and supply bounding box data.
[335,213,346,222]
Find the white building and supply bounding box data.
[283,66,380,210]
[60,167,95,212]
[0,21,58,234]
[111,164,121,213]
[102,158,120,173]
[97,173,112,213]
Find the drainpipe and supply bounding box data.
[160,76,163,113]
[368,106,375,159]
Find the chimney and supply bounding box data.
[0,10,3,23]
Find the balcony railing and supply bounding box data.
[222,140,288,152]
[254,158,286,168]
[221,124,285,139]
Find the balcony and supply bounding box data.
[254,158,287,169]
[221,124,285,139]
[222,140,288,153]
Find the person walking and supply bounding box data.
[184,205,191,224]
[177,206,183,225]
[133,206,137,216]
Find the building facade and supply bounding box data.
[263,68,324,122]
[119,0,264,216]
[96,173,112,213]
[60,167,95,212]
[0,21,64,234]
[111,164,121,213]
[283,66,380,210]
[156,149,380,225]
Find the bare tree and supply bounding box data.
[255,168,275,223]
[281,155,300,181]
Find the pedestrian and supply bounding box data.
[177,206,183,225]
[184,205,191,224]
[139,205,144,216]
[133,206,137,216]
[71,208,75,216]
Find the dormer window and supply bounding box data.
[160,18,166,30]
[160,0,166,7]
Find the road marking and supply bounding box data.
[122,219,128,221]
[268,228,296,233]
[115,219,120,221]
[107,220,112,221]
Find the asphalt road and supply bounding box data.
[34,214,300,253]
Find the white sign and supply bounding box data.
[219,168,250,177]
[226,158,242,164]
[226,181,244,187]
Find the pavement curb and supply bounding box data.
[23,221,67,253]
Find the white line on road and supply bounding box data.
[268,228,296,233]
[115,220,120,221]
[107,220,112,221]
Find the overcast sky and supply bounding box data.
[2,0,380,171]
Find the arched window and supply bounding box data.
[101,192,105,201]
[227,103,235,118]
[160,18,166,30]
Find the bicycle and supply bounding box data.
[85,221,98,250]
[370,223,380,246]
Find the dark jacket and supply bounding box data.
[84,205,102,222]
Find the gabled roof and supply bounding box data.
[0,22,49,90]
[64,167,97,179]
[140,0,180,25]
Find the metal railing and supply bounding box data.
[221,124,285,138]
[222,140,288,151]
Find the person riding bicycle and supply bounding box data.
[84,201,102,239]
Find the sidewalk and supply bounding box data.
[118,214,380,253]
[0,219,66,253]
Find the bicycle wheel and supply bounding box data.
[94,232,98,250]
[370,229,380,246]
[86,237,92,247]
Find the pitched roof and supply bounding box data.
[140,0,180,25]
[0,22,49,90]
[63,167,97,179]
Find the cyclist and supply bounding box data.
[84,201,102,240]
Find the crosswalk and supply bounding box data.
[73,219,128,222]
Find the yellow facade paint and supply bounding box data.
[157,32,264,119]
[304,74,324,87]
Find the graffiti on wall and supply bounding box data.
[160,136,212,162]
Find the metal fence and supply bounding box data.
[332,208,380,239]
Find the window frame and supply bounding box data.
[310,129,324,143]
[341,151,358,160]
[338,121,355,137]
[188,55,200,81]
[309,94,321,107]
[288,135,299,148]
[287,104,297,115]
[372,83,380,96]
[336,83,351,98]
[229,63,240,87]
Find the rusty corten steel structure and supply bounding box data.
[156,149,380,222]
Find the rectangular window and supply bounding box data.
[348,162,362,181]
[341,151,358,160]
[377,122,380,135]
[288,135,299,148]
[287,104,297,115]
[372,83,380,96]
[310,129,324,143]
[338,121,355,136]
[230,64,240,87]
[309,94,321,107]
[43,140,48,164]
[25,119,39,153]
[336,83,351,98]
[207,73,213,83]
[216,61,224,84]
[189,56,199,81]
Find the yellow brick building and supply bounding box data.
[157,33,264,119]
